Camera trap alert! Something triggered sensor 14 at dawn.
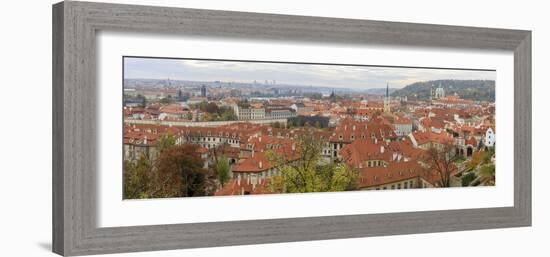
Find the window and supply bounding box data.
[397,183,401,189]
[383,187,387,190]
[391,185,395,190]
[404,182,408,189]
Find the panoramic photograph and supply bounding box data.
[122,57,496,199]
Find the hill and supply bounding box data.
[391,79,495,102]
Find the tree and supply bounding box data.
[136,94,147,108]
[420,143,459,187]
[215,156,231,187]
[156,144,208,197]
[206,102,219,114]
[157,134,176,153]
[219,108,237,121]
[461,172,477,186]
[479,164,495,186]
[123,154,153,199]
[267,135,358,193]
[159,95,173,104]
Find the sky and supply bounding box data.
[124,57,496,89]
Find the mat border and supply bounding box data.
[52,1,531,256]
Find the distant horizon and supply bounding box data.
[124,57,496,90]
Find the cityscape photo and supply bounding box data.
[123,57,496,199]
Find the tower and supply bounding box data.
[384,83,391,113]
[200,84,207,97]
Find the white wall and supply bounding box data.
[0,0,547,256]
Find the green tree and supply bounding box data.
[159,95,173,104]
[461,172,477,186]
[136,94,147,108]
[157,134,176,153]
[215,156,231,187]
[479,164,495,186]
[220,108,237,121]
[123,154,153,199]
[268,135,358,193]
[327,164,359,191]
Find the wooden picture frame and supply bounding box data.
[52,1,531,256]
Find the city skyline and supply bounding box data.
[124,57,496,89]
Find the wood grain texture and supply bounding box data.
[52,1,532,256]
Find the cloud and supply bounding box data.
[124,57,495,89]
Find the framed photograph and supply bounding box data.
[52,1,531,256]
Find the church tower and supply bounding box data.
[384,82,391,113]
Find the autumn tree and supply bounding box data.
[206,102,219,114]
[156,144,208,197]
[420,143,459,187]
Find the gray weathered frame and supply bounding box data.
[52,1,531,256]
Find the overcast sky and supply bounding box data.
[124,57,495,89]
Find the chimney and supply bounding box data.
[292,144,296,151]
[380,145,385,153]
[251,149,254,157]
[259,161,263,169]
[259,136,262,142]
[143,136,147,145]
[353,125,356,131]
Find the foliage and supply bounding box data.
[123,155,153,199]
[420,143,459,187]
[288,115,329,128]
[271,122,283,129]
[391,79,495,102]
[479,164,496,186]
[483,147,495,163]
[206,102,219,114]
[155,144,209,197]
[461,172,477,186]
[157,134,176,153]
[215,155,231,187]
[159,95,174,104]
[198,104,237,122]
[267,135,358,193]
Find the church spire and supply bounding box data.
[384,82,390,113]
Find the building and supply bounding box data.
[485,127,495,147]
[384,83,391,113]
[328,118,397,160]
[290,103,314,115]
[408,130,454,150]
[393,116,413,136]
[431,83,445,100]
[265,107,296,119]
[200,84,207,97]
[233,103,266,120]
